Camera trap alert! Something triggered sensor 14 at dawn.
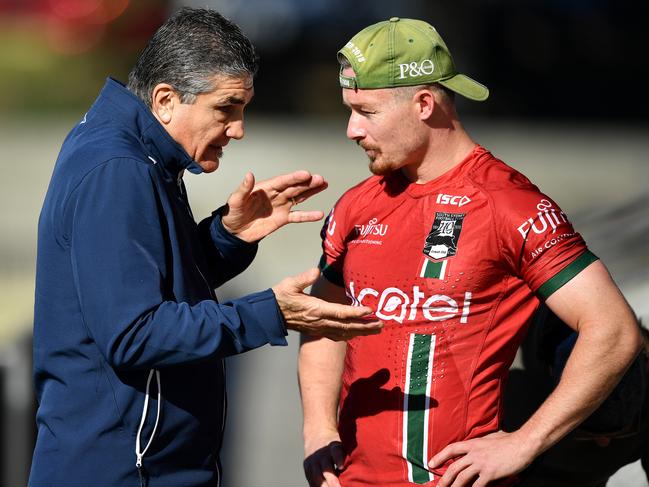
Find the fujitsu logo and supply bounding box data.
[354,218,388,238]
[436,194,471,207]
[517,199,569,239]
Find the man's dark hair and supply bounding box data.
[127,7,258,107]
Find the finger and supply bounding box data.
[287,210,326,224]
[317,451,341,487]
[450,465,480,487]
[259,170,314,193]
[437,456,470,487]
[291,268,321,292]
[471,474,490,487]
[303,460,325,487]
[429,442,467,469]
[322,470,342,487]
[320,321,383,341]
[329,442,346,472]
[228,172,255,207]
[286,178,329,203]
[316,300,376,320]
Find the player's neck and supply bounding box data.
[401,126,477,184]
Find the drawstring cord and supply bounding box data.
[135,369,162,472]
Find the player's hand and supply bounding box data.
[428,431,535,487]
[303,429,346,487]
[273,268,383,340]
[221,170,328,242]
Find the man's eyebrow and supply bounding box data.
[343,100,369,110]
[219,93,254,105]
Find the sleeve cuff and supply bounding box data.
[210,207,259,251]
[226,289,288,348]
[536,250,599,300]
[318,255,345,287]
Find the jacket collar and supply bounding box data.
[95,78,203,176]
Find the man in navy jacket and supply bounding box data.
[29,8,381,487]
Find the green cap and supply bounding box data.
[338,17,489,101]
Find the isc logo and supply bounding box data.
[398,59,435,79]
[436,193,471,207]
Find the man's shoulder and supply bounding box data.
[64,117,149,165]
[57,120,153,185]
[341,174,384,197]
[332,175,386,220]
[468,149,536,193]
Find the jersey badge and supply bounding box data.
[423,212,465,260]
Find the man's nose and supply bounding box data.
[226,119,245,140]
[346,114,366,141]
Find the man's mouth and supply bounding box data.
[361,146,378,161]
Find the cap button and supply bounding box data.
[389,17,400,22]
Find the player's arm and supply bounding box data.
[298,275,349,487]
[515,260,641,450]
[430,260,642,487]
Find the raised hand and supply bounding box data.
[221,170,328,242]
[273,268,383,341]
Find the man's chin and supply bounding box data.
[198,159,220,173]
[368,160,391,176]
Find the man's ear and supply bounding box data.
[414,88,435,121]
[151,83,177,125]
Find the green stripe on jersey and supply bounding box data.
[420,259,447,279]
[403,333,436,484]
[537,251,599,299]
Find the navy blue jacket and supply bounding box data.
[30,78,288,486]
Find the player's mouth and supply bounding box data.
[359,143,379,160]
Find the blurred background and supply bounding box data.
[0,0,647,486]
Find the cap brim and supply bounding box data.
[439,74,489,102]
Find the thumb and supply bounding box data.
[229,172,255,207]
[330,442,346,471]
[292,267,320,292]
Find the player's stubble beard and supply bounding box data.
[359,142,392,176]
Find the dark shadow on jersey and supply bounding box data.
[338,368,438,456]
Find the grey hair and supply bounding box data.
[127,7,258,107]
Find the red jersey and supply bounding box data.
[319,146,596,486]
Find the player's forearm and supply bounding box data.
[298,336,347,436]
[516,307,641,457]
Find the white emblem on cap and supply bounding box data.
[398,59,435,79]
[345,41,366,63]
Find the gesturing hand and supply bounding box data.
[303,430,346,487]
[273,268,383,341]
[221,170,328,242]
[428,431,535,487]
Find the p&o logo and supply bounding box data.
[398,59,435,79]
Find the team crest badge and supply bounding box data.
[419,213,465,279]
[423,212,465,260]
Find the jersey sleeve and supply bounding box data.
[493,184,598,300]
[318,193,355,287]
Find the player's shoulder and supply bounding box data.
[335,174,385,209]
[467,147,537,193]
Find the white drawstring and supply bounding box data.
[135,369,162,469]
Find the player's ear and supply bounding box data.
[414,88,435,121]
[151,83,177,125]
